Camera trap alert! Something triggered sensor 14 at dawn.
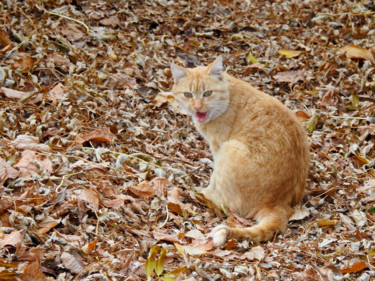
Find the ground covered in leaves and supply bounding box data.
[1,0,375,280]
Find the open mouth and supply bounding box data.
[195,111,208,122]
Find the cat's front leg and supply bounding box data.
[202,175,226,207]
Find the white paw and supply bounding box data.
[211,225,229,247]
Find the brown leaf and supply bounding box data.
[152,231,180,244]
[38,217,61,235]
[273,70,305,84]
[10,52,36,70]
[10,135,51,152]
[47,83,66,101]
[76,127,115,144]
[100,15,121,27]
[82,240,98,254]
[17,247,45,262]
[128,181,155,199]
[79,188,100,209]
[0,230,24,248]
[320,90,338,107]
[1,87,29,99]
[61,252,85,274]
[14,150,53,178]
[0,157,20,184]
[341,45,375,64]
[341,260,367,274]
[20,261,47,281]
[295,110,311,121]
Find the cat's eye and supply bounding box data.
[183,92,193,98]
[203,90,213,97]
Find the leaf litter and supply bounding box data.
[0,0,374,280]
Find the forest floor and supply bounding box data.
[1,0,375,280]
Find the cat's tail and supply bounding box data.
[211,207,293,247]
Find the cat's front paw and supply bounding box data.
[210,225,229,247]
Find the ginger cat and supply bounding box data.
[170,56,310,247]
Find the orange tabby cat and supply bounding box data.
[170,56,310,246]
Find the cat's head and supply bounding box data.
[170,56,230,123]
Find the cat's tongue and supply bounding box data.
[196,111,208,122]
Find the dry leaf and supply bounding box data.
[341,45,375,64]
[295,110,311,121]
[38,217,61,234]
[14,150,53,178]
[77,127,115,144]
[82,240,97,254]
[61,252,85,274]
[0,230,24,248]
[152,231,180,244]
[273,70,305,84]
[0,157,20,184]
[240,246,265,261]
[10,135,51,152]
[290,207,310,221]
[341,260,367,274]
[1,87,29,99]
[278,49,303,58]
[100,15,121,27]
[79,188,100,209]
[20,261,47,281]
[47,83,66,101]
[128,181,155,199]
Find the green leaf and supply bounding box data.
[247,53,258,64]
[347,93,359,110]
[155,248,167,276]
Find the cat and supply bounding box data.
[170,56,310,247]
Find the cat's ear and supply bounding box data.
[171,63,188,82]
[208,56,223,79]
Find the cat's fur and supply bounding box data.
[170,56,310,246]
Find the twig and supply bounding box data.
[45,10,90,34]
[158,204,169,228]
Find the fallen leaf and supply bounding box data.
[317,219,339,227]
[278,49,303,58]
[10,135,51,152]
[1,87,29,99]
[79,188,100,209]
[341,260,367,274]
[100,15,121,27]
[76,127,115,144]
[47,83,66,101]
[0,157,20,184]
[152,231,180,244]
[82,240,97,254]
[38,217,61,234]
[61,252,85,275]
[273,70,305,84]
[128,181,155,199]
[0,230,24,248]
[290,207,310,221]
[14,150,53,178]
[295,110,311,121]
[240,246,265,261]
[20,261,47,281]
[341,45,375,64]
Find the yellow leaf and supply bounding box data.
[278,49,303,58]
[174,243,185,256]
[317,219,339,227]
[341,45,375,64]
